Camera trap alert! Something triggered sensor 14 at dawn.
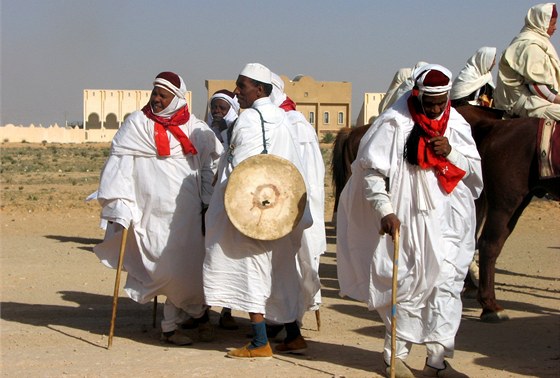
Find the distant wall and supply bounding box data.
[0,123,116,144]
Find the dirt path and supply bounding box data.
[1,143,559,377]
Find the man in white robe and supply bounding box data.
[337,65,483,378]
[203,63,310,359]
[450,46,497,107]
[494,3,560,119]
[263,72,326,353]
[94,71,223,346]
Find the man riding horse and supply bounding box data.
[495,3,560,120]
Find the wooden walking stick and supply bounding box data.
[390,228,400,378]
[108,227,129,349]
[315,309,321,331]
[152,296,158,328]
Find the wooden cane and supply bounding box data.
[108,227,128,349]
[315,309,321,331]
[390,228,400,378]
[152,296,158,328]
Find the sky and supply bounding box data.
[1,0,557,126]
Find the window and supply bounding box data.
[323,112,329,124]
[338,112,344,125]
[309,111,315,124]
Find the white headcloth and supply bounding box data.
[450,46,496,100]
[206,91,240,128]
[239,63,272,84]
[152,73,187,117]
[270,72,287,106]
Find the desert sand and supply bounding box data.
[1,143,559,377]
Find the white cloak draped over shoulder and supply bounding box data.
[336,94,483,344]
[94,111,222,312]
[203,97,312,321]
[268,110,326,323]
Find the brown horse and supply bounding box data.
[331,124,370,215]
[331,104,560,322]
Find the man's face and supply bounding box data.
[548,16,557,36]
[422,93,448,119]
[234,75,262,109]
[210,98,231,121]
[150,87,174,113]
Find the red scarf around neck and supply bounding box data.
[406,95,465,193]
[279,96,297,111]
[142,104,197,157]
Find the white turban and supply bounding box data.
[206,90,240,128]
[270,72,287,106]
[239,63,272,84]
[450,46,497,100]
[152,72,188,117]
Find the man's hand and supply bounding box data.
[380,213,400,237]
[430,136,452,157]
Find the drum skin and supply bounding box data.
[224,154,307,241]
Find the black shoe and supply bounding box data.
[266,324,284,338]
[179,317,200,330]
[219,312,239,330]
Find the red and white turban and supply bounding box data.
[152,71,188,117]
[414,64,453,97]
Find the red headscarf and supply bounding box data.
[279,96,297,111]
[407,67,465,193]
[142,72,197,157]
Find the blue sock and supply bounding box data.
[249,321,268,349]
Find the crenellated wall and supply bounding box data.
[0,123,117,144]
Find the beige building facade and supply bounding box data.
[206,75,351,138]
[2,80,351,143]
[355,92,385,127]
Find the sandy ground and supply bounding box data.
[1,144,559,377]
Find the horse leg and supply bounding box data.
[331,128,352,221]
[477,195,533,322]
[462,192,487,298]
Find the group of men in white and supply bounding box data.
[92,3,559,377]
[94,62,325,359]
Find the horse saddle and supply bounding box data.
[537,118,560,178]
[224,153,307,241]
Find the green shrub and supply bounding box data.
[321,132,335,144]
